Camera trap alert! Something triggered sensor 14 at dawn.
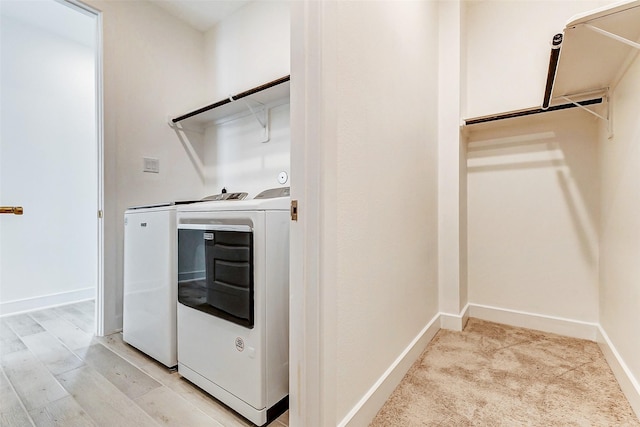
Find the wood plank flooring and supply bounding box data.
[0,301,289,427]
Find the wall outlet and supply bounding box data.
[143,157,159,173]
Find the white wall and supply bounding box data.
[86,0,207,332]
[204,1,290,100]
[0,4,97,313]
[334,0,441,418]
[201,1,290,198]
[466,110,600,322]
[464,0,608,118]
[203,103,290,198]
[599,53,640,400]
[290,1,441,424]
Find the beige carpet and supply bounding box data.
[371,319,639,426]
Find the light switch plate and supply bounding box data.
[143,157,159,173]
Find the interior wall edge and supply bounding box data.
[436,0,465,316]
[467,303,599,341]
[337,312,441,427]
[0,287,94,317]
[597,326,640,419]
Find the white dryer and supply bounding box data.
[176,188,290,426]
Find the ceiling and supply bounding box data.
[149,0,251,32]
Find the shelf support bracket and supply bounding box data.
[581,24,640,50]
[560,91,613,139]
[167,118,204,135]
[231,95,270,143]
[167,119,206,182]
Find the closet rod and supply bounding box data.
[541,33,563,110]
[464,97,602,125]
[172,75,290,124]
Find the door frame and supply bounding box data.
[59,0,105,336]
[289,1,338,424]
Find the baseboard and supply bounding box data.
[597,326,640,419]
[338,312,441,427]
[467,303,599,341]
[0,287,94,317]
[440,304,470,331]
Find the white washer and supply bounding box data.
[176,189,289,426]
[123,203,183,367]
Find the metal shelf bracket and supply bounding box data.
[237,96,270,143]
[167,118,204,135]
[560,89,613,139]
[581,23,640,50]
[167,117,206,182]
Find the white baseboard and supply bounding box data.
[0,287,94,317]
[597,326,640,419]
[440,304,470,331]
[467,303,599,341]
[338,312,441,427]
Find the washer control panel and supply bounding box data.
[254,187,290,199]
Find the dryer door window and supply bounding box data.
[178,225,254,329]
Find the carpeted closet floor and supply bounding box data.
[371,319,639,426]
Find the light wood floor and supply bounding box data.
[0,301,289,427]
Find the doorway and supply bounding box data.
[0,0,103,334]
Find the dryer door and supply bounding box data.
[178,224,255,328]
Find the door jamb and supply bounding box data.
[59,0,105,336]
